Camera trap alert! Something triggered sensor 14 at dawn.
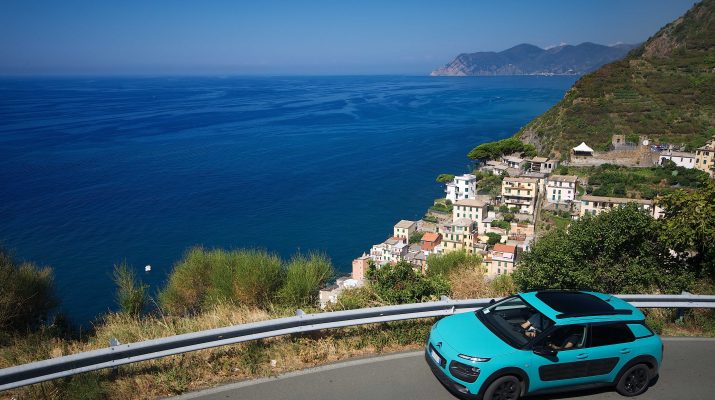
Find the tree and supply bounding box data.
[436,174,455,183]
[657,180,715,278]
[513,204,693,294]
[467,137,537,160]
[486,232,502,245]
[0,248,57,332]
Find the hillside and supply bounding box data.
[430,42,637,76]
[517,0,715,157]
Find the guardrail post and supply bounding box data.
[109,338,121,376]
[675,291,691,324]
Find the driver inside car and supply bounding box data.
[521,312,551,338]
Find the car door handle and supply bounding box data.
[620,348,631,354]
[576,353,589,359]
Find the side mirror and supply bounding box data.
[489,298,496,305]
[533,346,557,357]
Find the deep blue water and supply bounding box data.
[0,75,576,323]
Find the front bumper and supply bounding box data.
[425,348,480,399]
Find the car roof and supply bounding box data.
[519,290,645,325]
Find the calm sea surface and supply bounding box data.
[0,75,575,323]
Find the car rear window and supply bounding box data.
[589,323,635,347]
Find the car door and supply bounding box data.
[526,324,596,391]
[585,322,636,382]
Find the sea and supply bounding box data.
[0,75,576,324]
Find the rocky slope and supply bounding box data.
[517,0,715,157]
[431,42,637,76]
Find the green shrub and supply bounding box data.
[491,220,510,230]
[409,231,424,244]
[279,252,333,308]
[367,261,449,304]
[113,262,148,317]
[0,248,57,332]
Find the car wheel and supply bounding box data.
[484,375,520,400]
[616,363,651,397]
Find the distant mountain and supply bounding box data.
[431,42,638,76]
[517,0,715,157]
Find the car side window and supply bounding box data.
[536,325,587,350]
[589,323,635,347]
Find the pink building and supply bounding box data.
[352,253,371,281]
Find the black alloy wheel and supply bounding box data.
[484,375,520,400]
[617,364,650,396]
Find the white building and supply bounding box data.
[445,174,477,202]
[659,151,696,169]
[393,220,417,239]
[528,157,558,174]
[580,195,656,218]
[503,156,526,170]
[545,175,578,204]
[452,198,488,234]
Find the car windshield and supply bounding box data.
[477,296,553,348]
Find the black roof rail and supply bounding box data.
[555,309,633,319]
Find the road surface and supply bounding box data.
[177,338,715,400]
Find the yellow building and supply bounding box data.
[439,218,476,253]
[695,137,715,177]
[501,177,539,214]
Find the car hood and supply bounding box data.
[433,312,516,358]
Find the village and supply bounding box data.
[319,135,715,307]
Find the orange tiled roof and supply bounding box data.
[421,232,440,242]
[493,244,516,254]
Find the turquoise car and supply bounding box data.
[425,291,662,399]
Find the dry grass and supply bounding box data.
[447,266,516,300]
[0,304,432,400]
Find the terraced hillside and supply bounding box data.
[517,0,715,158]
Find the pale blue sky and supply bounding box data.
[0,0,697,75]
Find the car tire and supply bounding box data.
[616,363,651,397]
[483,375,521,400]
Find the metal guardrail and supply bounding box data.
[2,293,715,391]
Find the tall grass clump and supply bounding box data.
[211,249,283,308]
[279,252,333,307]
[0,248,57,332]
[160,247,285,314]
[426,250,482,277]
[113,262,148,317]
[159,247,217,315]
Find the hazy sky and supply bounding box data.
[0,0,697,75]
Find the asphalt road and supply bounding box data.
[177,338,715,400]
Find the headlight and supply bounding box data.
[449,360,481,383]
[458,354,490,363]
